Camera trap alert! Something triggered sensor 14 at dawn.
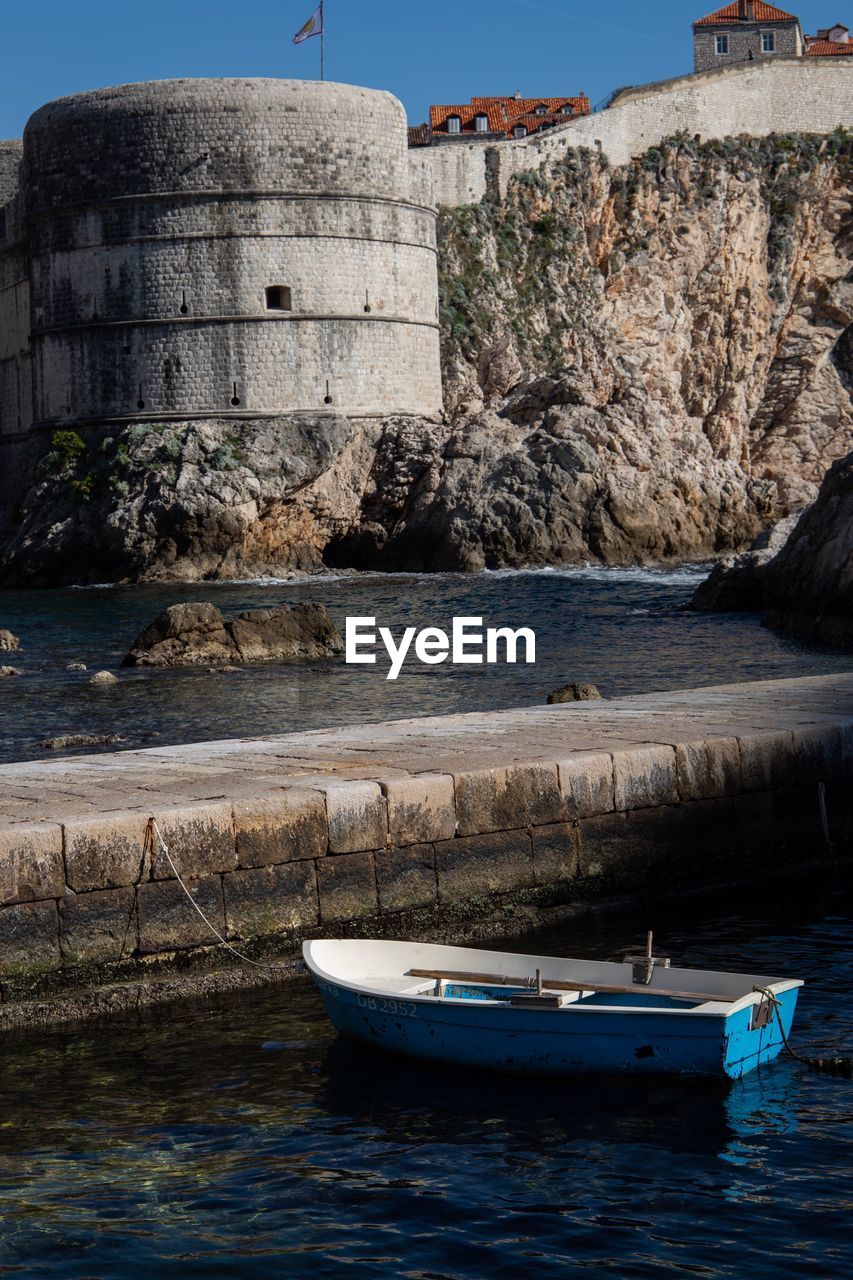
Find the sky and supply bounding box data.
[0,1,841,137]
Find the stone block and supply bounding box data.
[675,737,741,801]
[531,823,579,887]
[323,783,387,854]
[734,789,823,862]
[580,800,739,887]
[792,727,844,786]
[453,763,562,837]
[0,899,60,973]
[64,813,147,892]
[435,830,534,901]
[59,888,137,965]
[612,746,678,812]
[557,754,614,819]
[376,844,437,912]
[0,823,65,907]
[137,875,225,953]
[738,731,797,793]
[150,802,236,879]
[317,852,377,922]
[225,862,318,938]
[234,790,327,867]
[381,775,456,846]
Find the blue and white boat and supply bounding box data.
[303,938,803,1080]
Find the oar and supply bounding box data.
[407,968,735,1004]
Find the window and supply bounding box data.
[513,125,528,138]
[265,286,292,311]
[716,34,729,54]
[761,32,775,52]
[561,103,574,114]
[474,113,488,133]
[534,105,548,116]
[446,114,461,134]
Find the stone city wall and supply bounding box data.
[421,58,853,206]
[0,676,850,1023]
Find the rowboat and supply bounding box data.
[303,938,803,1079]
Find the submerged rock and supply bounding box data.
[124,601,343,668]
[0,665,23,677]
[41,733,126,750]
[89,670,119,687]
[547,682,603,704]
[65,662,88,672]
[0,630,20,651]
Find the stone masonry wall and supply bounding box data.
[17,78,443,428]
[420,58,853,206]
[694,26,802,73]
[0,143,31,438]
[0,684,850,997]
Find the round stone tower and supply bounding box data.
[22,79,442,425]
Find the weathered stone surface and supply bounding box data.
[453,763,562,837]
[317,852,377,922]
[323,782,387,854]
[675,738,742,802]
[547,683,602,705]
[234,790,327,867]
[224,862,318,938]
[150,803,236,880]
[579,801,739,884]
[435,830,533,900]
[531,823,579,886]
[376,844,437,912]
[63,814,146,891]
[0,666,22,678]
[612,746,678,812]
[0,899,60,972]
[137,875,225,953]
[792,727,844,785]
[0,824,64,907]
[558,753,614,819]
[42,733,126,751]
[381,774,456,847]
[124,601,343,668]
[0,630,20,651]
[89,671,119,687]
[59,887,137,965]
[738,731,798,793]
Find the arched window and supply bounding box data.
[474,113,489,132]
[447,114,462,133]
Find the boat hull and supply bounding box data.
[312,976,799,1080]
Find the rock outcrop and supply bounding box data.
[547,682,603,704]
[0,133,850,584]
[692,451,853,647]
[0,630,20,650]
[124,601,343,668]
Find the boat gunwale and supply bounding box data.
[302,941,803,1020]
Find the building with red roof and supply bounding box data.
[804,22,853,53]
[409,93,590,147]
[693,3,804,71]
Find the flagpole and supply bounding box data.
[320,1,325,81]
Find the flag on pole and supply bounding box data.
[293,5,323,43]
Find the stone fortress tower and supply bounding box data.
[0,78,443,438]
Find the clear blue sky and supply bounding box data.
[0,1,840,137]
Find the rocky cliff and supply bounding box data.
[1,131,850,584]
[692,450,853,648]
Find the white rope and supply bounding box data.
[147,818,295,972]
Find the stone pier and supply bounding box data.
[0,674,851,1027]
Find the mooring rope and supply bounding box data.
[145,818,295,972]
[753,984,852,1079]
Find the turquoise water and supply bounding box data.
[1,565,850,762]
[0,875,850,1278]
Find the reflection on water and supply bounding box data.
[0,874,850,1278]
[0,566,850,763]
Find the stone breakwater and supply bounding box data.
[0,674,851,1028]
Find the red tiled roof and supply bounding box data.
[429,94,590,138]
[407,123,431,146]
[805,37,853,52]
[694,3,798,25]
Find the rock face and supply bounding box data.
[0,630,20,650]
[547,683,603,704]
[124,602,344,668]
[692,452,853,647]
[0,134,850,584]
